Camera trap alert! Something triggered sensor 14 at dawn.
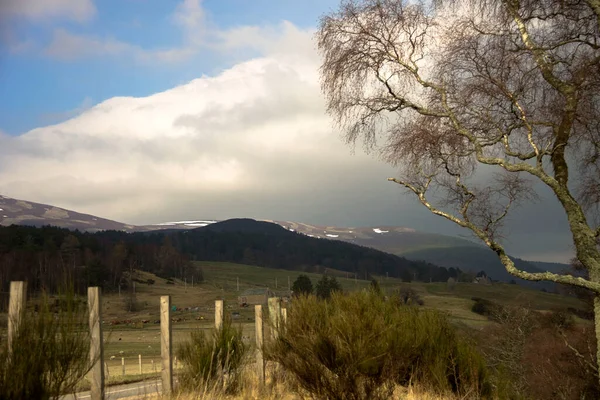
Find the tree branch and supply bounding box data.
[559,329,598,373]
[388,177,600,293]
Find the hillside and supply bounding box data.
[141,219,452,282]
[402,246,560,291]
[0,194,573,288]
[0,221,456,304]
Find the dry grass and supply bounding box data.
[125,365,460,400]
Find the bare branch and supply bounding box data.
[388,177,600,293]
[559,330,599,373]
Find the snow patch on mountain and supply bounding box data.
[373,228,389,234]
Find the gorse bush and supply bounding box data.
[0,290,93,400]
[266,291,493,400]
[177,315,247,394]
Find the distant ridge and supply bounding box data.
[0,194,571,287]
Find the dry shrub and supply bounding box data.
[522,322,598,400]
[266,291,493,400]
[391,287,424,306]
[477,306,599,400]
[177,315,248,395]
[0,290,93,400]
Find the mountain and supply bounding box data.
[156,218,449,281]
[530,261,572,274]
[0,195,138,232]
[0,194,571,287]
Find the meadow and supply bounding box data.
[0,260,588,393]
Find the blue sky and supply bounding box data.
[0,0,337,135]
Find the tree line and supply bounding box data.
[0,225,196,305]
[0,219,473,307]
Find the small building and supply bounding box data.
[238,288,275,307]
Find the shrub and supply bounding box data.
[292,274,313,296]
[476,306,599,399]
[266,291,493,400]
[369,279,382,295]
[470,297,502,318]
[177,315,247,394]
[391,287,424,306]
[566,307,593,321]
[0,290,93,400]
[315,274,342,299]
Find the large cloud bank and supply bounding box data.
[0,30,403,226]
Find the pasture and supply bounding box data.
[1,260,588,387]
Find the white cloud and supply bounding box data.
[172,0,205,33]
[0,30,398,224]
[0,0,96,23]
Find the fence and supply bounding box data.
[5,281,284,400]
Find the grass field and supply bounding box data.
[1,260,588,384]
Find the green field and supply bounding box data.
[2,260,588,383]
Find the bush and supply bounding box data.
[0,290,93,400]
[177,315,247,394]
[292,274,313,296]
[266,291,493,400]
[369,279,382,295]
[470,297,502,318]
[567,307,594,321]
[315,274,342,299]
[391,287,424,306]
[476,306,599,399]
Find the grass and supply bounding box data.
[0,260,588,388]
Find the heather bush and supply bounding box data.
[266,291,493,400]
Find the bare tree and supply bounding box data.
[317,0,600,370]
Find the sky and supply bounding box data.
[0,0,576,263]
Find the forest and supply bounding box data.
[0,219,468,303]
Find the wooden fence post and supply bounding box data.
[8,281,26,355]
[268,297,281,339]
[160,295,173,394]
[122,357,125,376]
[88,287,105,400]
[215,299,224,330]
[139,354,142,375]
[255,304,265,386]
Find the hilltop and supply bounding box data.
[0,195,572,288]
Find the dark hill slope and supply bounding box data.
[147,219,453,282]
[402,246,556,291]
